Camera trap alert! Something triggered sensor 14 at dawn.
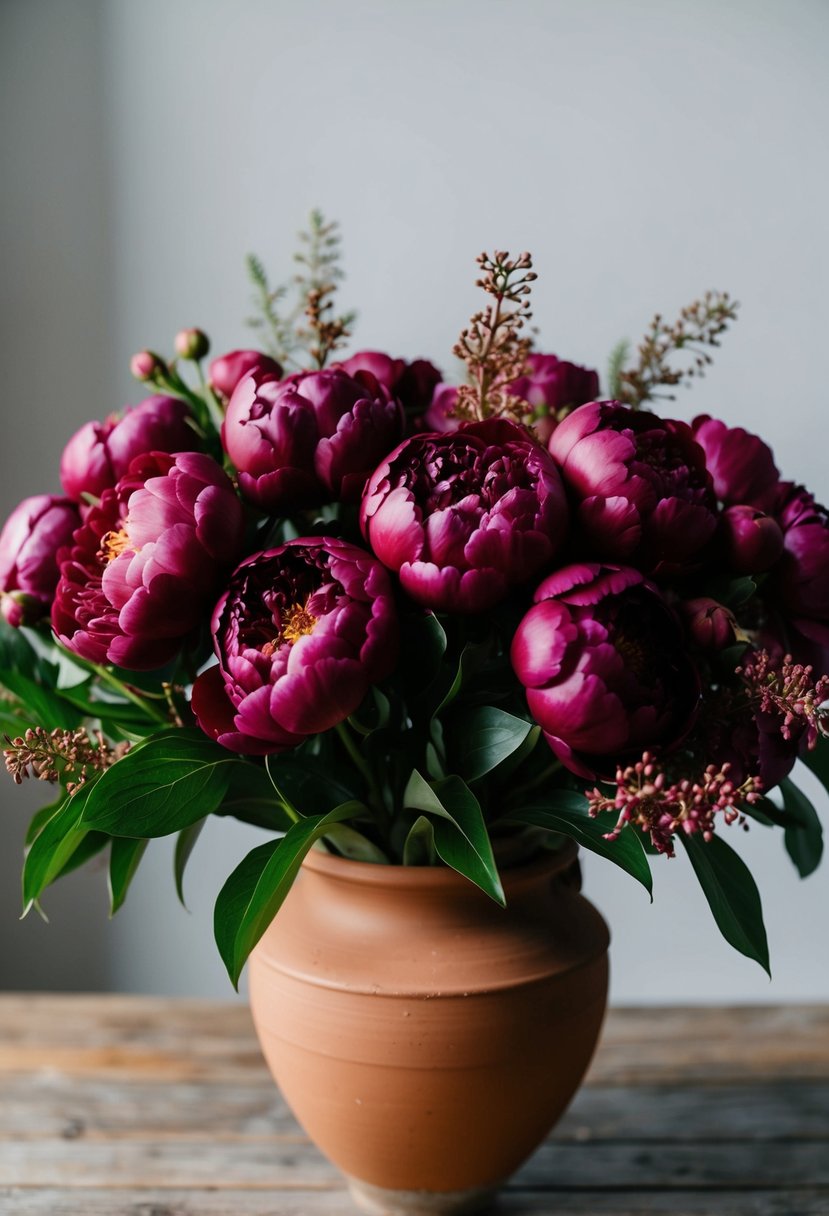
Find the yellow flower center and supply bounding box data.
[281,600,318,645]
[98,528,131,564]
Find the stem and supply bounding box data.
[334,721,388,832]
[53,643,169,726]
[194,362,226,433]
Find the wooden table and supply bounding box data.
[0,996,826,1214]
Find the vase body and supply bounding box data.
[248,841,609,1215]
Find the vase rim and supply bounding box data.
[303,838,579,890]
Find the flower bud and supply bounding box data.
[130,350,164,382]
[174,328,210,361]
[680,597,738,651]
[209,350,283,401]
[720,505,784,574]
[1,591,42,629]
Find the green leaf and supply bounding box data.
[506,792,653,897]
[214,801,362,988]
[265,753,358,817]
[449,706,533,782]
[322,822,388,863]
[218,762,293,831]
[802,738,829,796]
[681,832,770,975]
[109,837,148,914]
[780,777,824,879]
[403,770,504,905]
[348,687,391,737]
[0,668,83,730]
[402,814,436,866]
[174,819,206,907]
[81,728,237,837]
[22,781,99,912]
[397,612,447,698]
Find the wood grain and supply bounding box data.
[0,995,827,1215]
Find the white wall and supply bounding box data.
[1,0,828,1002]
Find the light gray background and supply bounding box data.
[1,0,827,1003]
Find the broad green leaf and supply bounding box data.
[265,754,358,817]
[322,822,388,863]
[52,831,109,880]
[403,770,504,905]
[174,819,206,907]
[22,781,99,911]
[109,836,148,914]
[25,797,65,847]
[0,668,83,730]
[506,792,653,896]
[348,687,391,737]
[214,801,362,987]
[780,777,824,879]
[218,762,293,832]
[802,738,829,796]
[81,728,237,837]
[681,832,770,975]
[449,706,533,782]
[402,814,436,866]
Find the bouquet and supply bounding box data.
[2,213,826,987]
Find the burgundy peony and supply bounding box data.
[361,419,569,613]
[191,538,398,754]
[509,353,600,442]
[720,504,784,574]
[548,401,718,570]
[60,396,198,503]
[52,452,244,670]
[511,563,699,778]
[337,351,442,416]
[691,415,779,509]
[0,495,81,627]
[770,483,829,622]
[421,383,460,434]
[222,367,404,511]
[208,349,283,401]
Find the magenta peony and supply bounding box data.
[420,383,461,434]
[692,415,779,509]
[60,396,198,503]
[511,563,699,778]
[337,351,442,417]
[191,538,398,754]
[361,419,568,613]
[0,495,81,627]
[52,452,244,670]
[222,367,404,511]
[509,352,599,442]
[720,504,784,574]
[208,349,283,401]
[679,597,738,652]
[548,401,718,570]
[770,483,829,622]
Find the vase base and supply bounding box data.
[347,1177,499,1216]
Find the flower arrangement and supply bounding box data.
[2,212,826,987]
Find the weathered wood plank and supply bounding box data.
[1,997,828,1083]
[1,1075,827,1142]
[1,1188,828,1215]
[1,1138,827,1190]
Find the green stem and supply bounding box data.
[334,721,388,831]
[194,361,226,433]
[54,643,169,726]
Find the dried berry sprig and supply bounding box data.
[588,752,762,857]
[452,251,537,424]
[4,727,129,794]
[616,291,739,409]
[245,211,355,369]
[737,650,829,750]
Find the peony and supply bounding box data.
[511,563,699,778]
[509,352,600,442]
[208,349,283,401]
[770,483,829,622]
[337,350,442,418]
[420,383,460,434]
[222,367,404,511]
[548,401,718,571]
[692,415,780,509]
[361,419,569,613]
[191,537,398,754]
[0,495,81,627]
[720,504,784,574]
[60,396,198,503]
[52,452,244,670]
[679,597,738,652]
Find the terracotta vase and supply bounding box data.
[248,840,609,1216]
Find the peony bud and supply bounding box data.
[720,505,784,574]
[174,328,210,361]
[680,597,738,651]
[130,350,164,382]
